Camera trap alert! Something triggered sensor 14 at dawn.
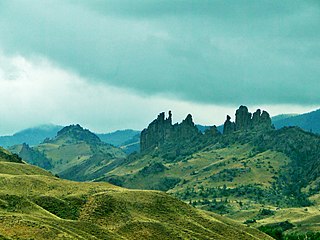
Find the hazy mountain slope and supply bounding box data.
[0,124,63,148]
[98,129,140,146]
[273,108,320,133]
[271,114,298,122]
[0,151,271,239]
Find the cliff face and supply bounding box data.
[223,106,273,134]
[141,106,273,153]
[223,115,236,134]
[140,111,200,152]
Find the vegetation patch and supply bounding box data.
[258,221,294,240]
[34,195,86,220]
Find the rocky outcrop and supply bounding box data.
[223,106,273,134]
[142,106,273,152]
[140,111,200,153]
[223,115,236,134]
[235,106,252,131]
[140,112,173,152]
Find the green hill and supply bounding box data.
[11,124,127,181]
[0,147,271,239]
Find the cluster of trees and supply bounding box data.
[177,182,311,209]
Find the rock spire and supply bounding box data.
[140,111,200,152]
[223,105,273,134]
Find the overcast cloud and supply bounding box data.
[0,0,319,134]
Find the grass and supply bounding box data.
[0,159,272,239]
[99,142,320,237]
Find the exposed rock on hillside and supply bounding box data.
[141,106,272,153]
[223,115,236,134]
[140,111,200,152]
[223,106,273,134]
[236,106,252,130]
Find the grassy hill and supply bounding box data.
[0,147,271,239]
[11,124,127,181]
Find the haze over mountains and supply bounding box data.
[1,107,319,150]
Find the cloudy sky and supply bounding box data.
[0,0,319,135]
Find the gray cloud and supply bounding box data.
[0,0,319,105]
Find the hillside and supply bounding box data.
[273,108,320,133]
[97,106,320,239]
[98,129,140,147]
[11,124,127,181]
[0,147,271,239]
[0,124,63,148]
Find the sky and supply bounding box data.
[0,0,319,135]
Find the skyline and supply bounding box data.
[0,0,319,134]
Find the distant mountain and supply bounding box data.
[273,108,320,133]
[13,124,127,181]
[98,129,141,154]
[97,129,140,146]
[0,124,63,147]
[271,114,298,122]
[0,125,142,155]
[196,124,211,133]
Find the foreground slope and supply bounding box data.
[0,148,270,239]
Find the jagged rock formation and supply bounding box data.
[140,111,200,152]
[223,115,236,134]
[223,106,273,134]
[235,106,252,130]
[141,106,273,153]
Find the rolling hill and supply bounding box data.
[0,146,271,239]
